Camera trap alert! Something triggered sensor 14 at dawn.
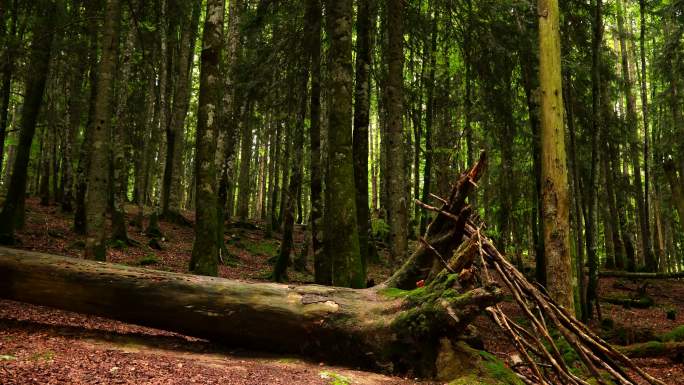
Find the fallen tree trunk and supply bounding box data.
[618,341,684,360]
[0,248,501,377]
[599,270,684,279]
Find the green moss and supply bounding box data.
[659,325,684,342]
[444,342,523,385]
[239,239,279,257]
[319,371,352,385]
[378,287,410,298]
[136,254,159,266]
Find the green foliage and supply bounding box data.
[0,355,16,361]
[371,218,390,240]
[238,239,279,257]
[319,371,351,385]
[136,254,159,266]
[109,239,127,250]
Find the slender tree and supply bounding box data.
[385,0,408,262]
[353,0,373,278]
[0,0,58,242]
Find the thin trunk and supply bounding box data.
[584,0,603,320]
[617,0,654,271]
[353,0,373,277]
[273,58,308,282]
[385,0,408,262]
[237,104,253,220]
[162,0,201,220]
[0,0,57,241]
[0,0,18,177]
[419,11,437,236]
[308,0,323,280]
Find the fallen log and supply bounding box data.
[599,270,684,279]
[0,246,500,378]
[618,341,684,360]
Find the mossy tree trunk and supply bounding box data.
[189,0,224,277]
[538,0,575,311]
[322,0,364,288]
[84,0,121,260]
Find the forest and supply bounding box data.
[0,0,683,384]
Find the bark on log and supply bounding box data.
[599,271,684,279]
[0,246,500,377]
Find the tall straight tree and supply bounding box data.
[162,0,201,222]
[638,0,654,271]
[84,0,121,260]
[0,0,57,242]
[385,0,408,262]
[0,0,18,177]
[307,0,324,283]
[616,0,654,272]
[585,0,604,320]
[353,0,373,277]
[189,0,224,276]
[322,0,364,288]
[538,0,575,310]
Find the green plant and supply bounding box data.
[136,254,159,266]
[371,218,390,240]
[319,371,351,385]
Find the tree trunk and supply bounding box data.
[538,0,575,311]
[385,0,408,262]
[62,1,88,213]
[0,245,500,379]
[0,0,57,242]
[162,0,201,221]
[84,0,121,260]
[237,105,253,220]
[0,0,18,178]
[419,12,437,237]
[322,0,363,288]
[585,0,604,320]
[616,0,655,272]
[353,0,373,279]
[307,0,324,283]
[273,50,308,282]
[189,0,224,276]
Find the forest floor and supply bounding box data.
[1,198,683,384]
